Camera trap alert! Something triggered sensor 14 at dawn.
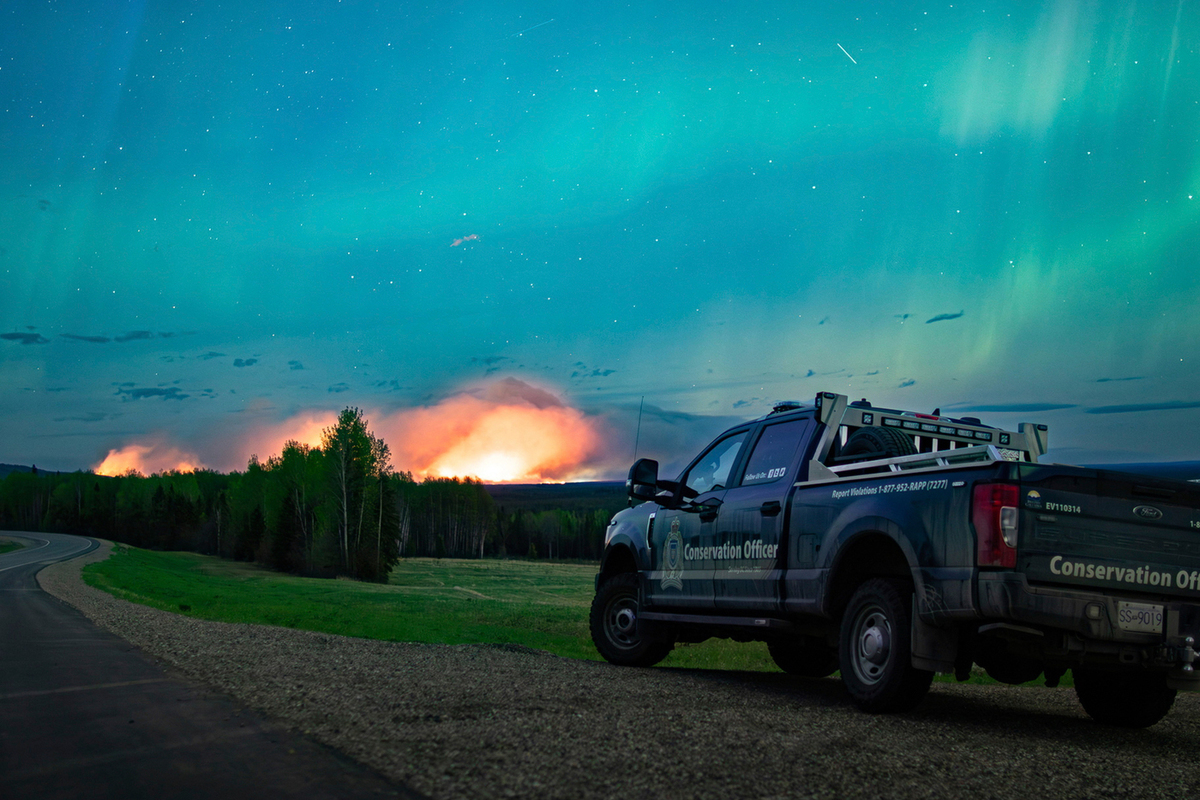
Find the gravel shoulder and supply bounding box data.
[38,541,1200,800]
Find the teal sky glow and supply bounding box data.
[2,1,1198,475]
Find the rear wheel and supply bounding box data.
[838,578,933,712]
[590,573,672,667]
[769,637,839,678]
[1073,668,1177,728]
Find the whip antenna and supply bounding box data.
[632,396,644,461]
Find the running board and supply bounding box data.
[639,611,794,630]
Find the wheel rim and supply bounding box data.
[849,602,892,685]
[604,592,639,650]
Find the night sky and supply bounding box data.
[2,1,1198,478]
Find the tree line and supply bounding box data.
[0,408,622,580]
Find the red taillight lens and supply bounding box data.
[973,483,1019,568]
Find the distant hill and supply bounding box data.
[482,481,626,513]
[0,463,84,479]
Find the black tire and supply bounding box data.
[1073,668,1177,728]
[768,637,839,678]
[838,578,934,712]
[841,426,916,462]
[590,573,672,667]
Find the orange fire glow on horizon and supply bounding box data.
[93,441,206,477]
[94,380,608,483]
[384,391,604,482]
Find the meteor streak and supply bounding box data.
[837,43,857,64]
[510,18,555,38]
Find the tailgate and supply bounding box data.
[1016,465,1200,600]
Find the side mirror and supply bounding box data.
[627,458,659,500]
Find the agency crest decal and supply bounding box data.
[662,518,683,591]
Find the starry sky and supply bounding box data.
[2,0,1198,477]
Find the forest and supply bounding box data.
[0,408,625,581]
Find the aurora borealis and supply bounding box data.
[2,1,1198,477]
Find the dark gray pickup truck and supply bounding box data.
[590,392,1200,726]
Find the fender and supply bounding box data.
[818,500,927,618]
[597,504,657,588]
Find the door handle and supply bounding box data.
[698,496,723,521]
[759,501,782,517]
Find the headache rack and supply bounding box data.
[803,392,1049,484]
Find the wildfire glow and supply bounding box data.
[92,379,607,483]
[235,410,339,465]
[385,387,604,482]
[93,441,206,476]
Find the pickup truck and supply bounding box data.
[589,392,1200,727]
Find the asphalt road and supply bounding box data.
[0,531,418,800]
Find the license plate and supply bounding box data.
[1117,601,1163,634]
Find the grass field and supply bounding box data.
[83,547,780,671]
[0,538,25,555]
[82,546,1052,685]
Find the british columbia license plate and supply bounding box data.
[1117,601,1163,634]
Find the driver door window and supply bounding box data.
[683,432,748,496]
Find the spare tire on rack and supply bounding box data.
[840,426,917,462]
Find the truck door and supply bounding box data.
[648,429,750,609]
[713,417,813,611]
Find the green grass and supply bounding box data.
[83,546,1062,686]
[83,547,779,671]
[0,539,25,555]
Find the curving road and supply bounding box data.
[0,531,418,800]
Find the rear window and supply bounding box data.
[741,419,810,486]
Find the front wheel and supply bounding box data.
[838,578,933,712]
[1073,668,1177,728]
[590,573,672,667]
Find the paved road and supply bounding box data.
[0,531,419,800]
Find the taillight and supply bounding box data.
[973,483,1019,568]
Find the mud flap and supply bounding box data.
[911,597,958,673]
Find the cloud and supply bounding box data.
[1095,376,1145,383]
[472,356,513,366]
[1087,401,1200,415]
[468,376,563,409]
[198,351,226,360]
[60,333,111,343]
[288,360,304,370]
[54,411,117,423]
[116,386,189,401]
[233,358,258,367]
[950,403,1077,413]
[899,379,916,388]
[925,311,964,324]
[114,330,155,342]
[328,383,350,393]
[1,332,50,345]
